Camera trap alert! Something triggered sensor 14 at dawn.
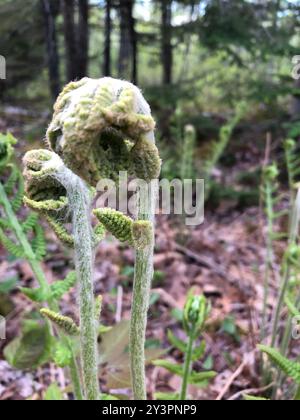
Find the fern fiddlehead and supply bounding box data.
[46,77,161,400]
[0,134,83,401]
[23,148,98,400]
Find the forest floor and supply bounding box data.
[0,108,286,400]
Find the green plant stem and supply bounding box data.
[270,192,300,349]
[0,181,83,400]
[271,263,291,348]
[67,338,83,401]
[130,181,156,400]
[0,182,49,295]
[180,328,195,400]
[261,181,274,344]
[69,178,99,401]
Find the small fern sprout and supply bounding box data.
[180,293,211,400]
[183,293,211,335]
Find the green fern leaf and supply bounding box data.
[22,213,39,233]
[0,228,26,258]
[259,345,300,384]
[285,296,300,318]
[19,286,49,303]
[192,340,206,361]
[152,359,183,376]
[50,271,77,300]
[11,176,24,212]
[167,329,186,353]
[32,224,46,260]
[0,218,12,230]
[4,165,19,195]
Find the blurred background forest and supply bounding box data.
[1,0,300,400]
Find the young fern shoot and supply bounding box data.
[23,149,101,400]
[45,77,161,400]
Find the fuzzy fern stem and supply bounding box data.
[271,190,300,348]
[53,167,99,400]
[130,181,157,400]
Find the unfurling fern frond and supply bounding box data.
[94,208,133,244]
[32,224,46,261]
[45,216,74,248]
[50,271,77,300]
[21,213,39,233]
[0,227,26,258]
[40,308,80,336]
[259,345,300,384]
[94,208,152,249]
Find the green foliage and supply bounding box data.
[50,271,77,301]
[154,292,215,400]
[52,341,73,368]
[4,319,52,370]
[154,392,180,401]
[243,395,269,401]
[0,228,26,258]
[31,224,46,261]
[44,383,65,401]
[200,103,246,197]
[259,345,300,385]
[284,139,300,191]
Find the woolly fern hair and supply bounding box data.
[46,77,161,185]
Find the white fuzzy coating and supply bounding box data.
[55,77,155,150]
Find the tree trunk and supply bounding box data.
[40,0,60,100]
[77,0,89,78]
[130,3,138,84]
[161,0,173,85]
[118,0,137,83]
[62,0,77,81]
[103,0,112,76]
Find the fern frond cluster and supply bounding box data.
[22,149,75,248]
[46,77,161,185]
